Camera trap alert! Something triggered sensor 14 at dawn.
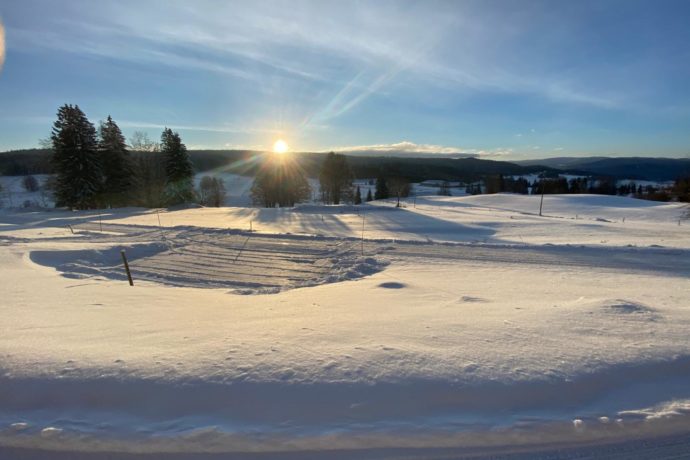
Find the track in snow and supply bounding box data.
[28,222,690,292]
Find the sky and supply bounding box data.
[0,0,689,160]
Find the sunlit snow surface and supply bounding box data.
[0,193,689,455]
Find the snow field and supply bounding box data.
[0,193,689,454]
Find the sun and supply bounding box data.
[273,139,289,154]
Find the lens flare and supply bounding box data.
[273,139,289,154]
[0,20,5,73]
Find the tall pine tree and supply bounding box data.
[99,116,134,207]
[374,175,389,200]
[51,104,102,210]
[354,185,362,205]
[161,128,194,205]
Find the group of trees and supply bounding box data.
[50,104,201,210]
[250,155,311,207]
[474,173,690,202]
[250,150,413,208]
[673,176,690,202]
[319,152,353,204]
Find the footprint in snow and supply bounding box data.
[459,296,487,303]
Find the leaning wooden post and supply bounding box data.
[539,182,545,217]
[120,250,134,286]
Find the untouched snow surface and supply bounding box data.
[0,194,689,457]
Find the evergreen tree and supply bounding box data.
[99,116,134,207]
[161,128,194,205]
[51,104,103,209]
[354,185,362,204]
[374,175,389,200]
[319,152,353,204]
[366,188,373,202]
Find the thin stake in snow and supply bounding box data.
[156,209,162,229]
[361,213,365,256]
[234,236,251,264]
[539,184,545,217]
[120,250,134,286]
[99,212,103,232]
[67,224,74,234]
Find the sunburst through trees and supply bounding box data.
[250,153,311,207]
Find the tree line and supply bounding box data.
[49,104,206,209]
[467,174,690,202]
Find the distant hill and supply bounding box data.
[516,156,690,181]
[1,148,554,182]
[4,149,688,183]
[0,149,53,175]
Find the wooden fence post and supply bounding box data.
[120,250,134,286]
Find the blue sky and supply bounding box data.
[0,0,689,159]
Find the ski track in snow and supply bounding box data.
[23,222,690,292]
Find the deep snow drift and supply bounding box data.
[0,194,689,456]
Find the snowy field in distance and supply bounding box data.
[0,191,689,457]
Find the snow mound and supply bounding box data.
[378,281,407,289]
[594,299,660,320]
[605,299,658,315]
[323,256,388,282]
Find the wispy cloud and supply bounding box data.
[117,120,281,135]
[6,1,628,114]
[328,141,514,158]
[331,141,467,155]
[3,1,689,156]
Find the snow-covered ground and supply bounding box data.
[0,175,54,209]
[0,193,689,457]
